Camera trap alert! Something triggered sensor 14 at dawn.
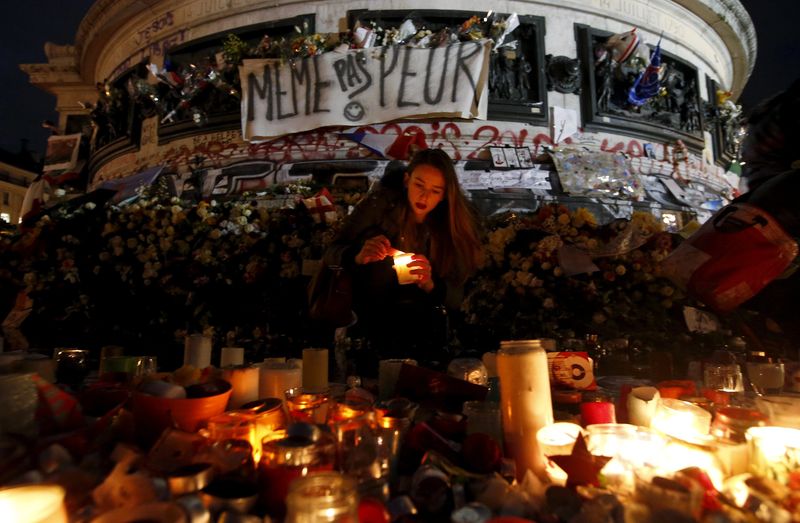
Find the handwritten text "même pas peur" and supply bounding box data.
[243,41,489,126]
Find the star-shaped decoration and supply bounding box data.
[548,433,611,488]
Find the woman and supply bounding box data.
[324,149,484,371]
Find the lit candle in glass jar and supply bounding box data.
[746,426,800,484]
[392,252,418,285]
[0,484,67,523]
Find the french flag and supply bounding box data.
[341,129,428,160]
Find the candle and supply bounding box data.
[650,398,712,443]
[0,484,67,523]
[585,424,668,494]
[580,398,616,426]
[284,472,358,523]
[656,380,696,400]
[627,386,660,428]
[220,347,245,368]
[392,252,418,285]
[258,361,302,399]
[378,359,417,400]
[236,398,288,463]
[222,366,260,409]
[302,348,329,390]
[497,339,553,480]
[746,426,800,484]
[285,387,330,424]
[184,334,212,369]
[536,422,582,456]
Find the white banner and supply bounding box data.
[240,41,491,141]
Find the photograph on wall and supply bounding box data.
[43,134,82,173]
[503,147,521,168]
[489,147,508,168]
[516,147,534,168]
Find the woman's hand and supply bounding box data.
[408,254,435,293]
[355,235,394,264]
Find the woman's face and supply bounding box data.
[405,164,446,222]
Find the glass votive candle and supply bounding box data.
[586,424,668,493]
[259,425,336,519]
[284,471,358,523]
[447,358,489,386]
[54,348,90,387]
[392,252,418,285]
[98,345,124,374]
[206,412,256,446]
[462,401,503,445]
[285,387,331,424]
[746,361,785,395]
[0,484,67,523]
[704,363,744,392]
[651,398,712,442]
[710,406,767,444]
[236,398,288,462]
[746,426,800,484]
[536,422,582,456]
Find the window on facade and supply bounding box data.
[90,68,139,152]
[0,213,9,223]
[347,9,548,124]
[575,24,705,152]
[158,14,315,141]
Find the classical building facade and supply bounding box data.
[21,0,755,223]
[0,146,38,224]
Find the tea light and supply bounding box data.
[302,348,328,391]
[585,424,668,493]
[222,366,260,409]
[627,386,660,428]
[392,251,419,285]
[537,422,582,456]
[0,484,67,523]
[259,361,302,399]
[184,334,212,369]
[220,347,245,368]
[284,472,358,523]
[746,426,800,484]
[650,398,712,443]
[497,340,553,480]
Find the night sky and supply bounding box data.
[0,0,797,160]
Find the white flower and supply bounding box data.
[85,202,96,210]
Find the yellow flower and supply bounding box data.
[557,213,571,225]
[615,265,627,276]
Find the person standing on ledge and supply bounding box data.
[324,148,484,373]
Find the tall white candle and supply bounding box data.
[259,361,302,399]
[183,334,212,369]
[222,366,260,409]
[627,386,660,428]
[497,339,553,480]
[220,347,245,368]
[0,484,67,523]
[302,348,329,391]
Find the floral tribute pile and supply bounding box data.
[0,181,765,363]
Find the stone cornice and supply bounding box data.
[670,0,756,94]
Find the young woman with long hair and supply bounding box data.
[323,148,484,371]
